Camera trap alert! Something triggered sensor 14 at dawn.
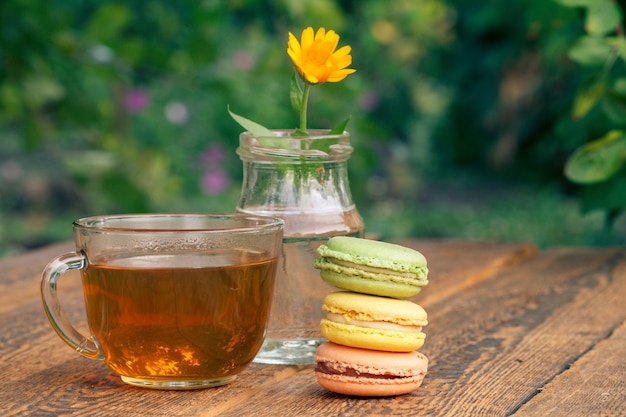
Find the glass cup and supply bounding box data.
[41,213,283,390]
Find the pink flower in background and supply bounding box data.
[201,170,229,194]
[123,89,150,113]
[201,146,226,165]
[200,145,230,194]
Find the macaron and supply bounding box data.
[313,236,428,298]
[320,291,427,352]
[315,342,428,397]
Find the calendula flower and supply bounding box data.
[229,27,355,135]
[287,27,356,84]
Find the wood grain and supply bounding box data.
[398,239,539,308]
[416,247,626,416]
[1,240,625,416]
[513,254,626,417]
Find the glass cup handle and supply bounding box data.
[40,251,104,360]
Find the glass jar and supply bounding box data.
[236,129,364,364]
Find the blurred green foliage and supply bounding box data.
[1,0,626,256]
[559,0,626,224]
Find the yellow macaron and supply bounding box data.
[320,291,427,352]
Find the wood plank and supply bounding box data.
[0,242,75,312]
[412,247,626,416]
[514,288,626,416]
[397,239,539,308]
[0,239,537,416]
[8,241,623,416]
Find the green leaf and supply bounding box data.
[613,78,626,96]
[586,0,622,37]
[564,130,626,184]
[85,3,131,42]
[63,150,119,177]
[21,75,65,109]
[580,173,626,213]
[572,78,607,119]
[554,0,595,6]
[290,71,303,114]
[607,37,626,63]
[601,78,626,123]
[568,36,612,67]
[603,93,626,124]
[227,106,274,137]
[602,78,626,122]
[329,116,351,135]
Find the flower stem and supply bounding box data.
[300,82,311,132]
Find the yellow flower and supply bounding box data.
[287,27,356,84]
[230,27,355,134]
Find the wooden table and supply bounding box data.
[1,239,625,416]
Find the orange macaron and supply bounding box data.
[314,342,428,397]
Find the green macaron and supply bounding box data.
[313,236,429,298]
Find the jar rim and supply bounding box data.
[237,130,353,162]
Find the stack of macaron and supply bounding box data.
[312,236,430,397]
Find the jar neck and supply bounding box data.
[236,130,353,164]
[237,159,355,209]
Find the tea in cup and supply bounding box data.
[41,213,283,389]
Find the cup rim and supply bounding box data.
[72,213,284,233]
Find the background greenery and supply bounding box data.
[2,0,626,257]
